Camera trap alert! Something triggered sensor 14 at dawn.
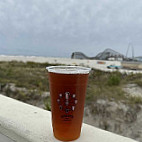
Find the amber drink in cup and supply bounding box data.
[46,66,90,141]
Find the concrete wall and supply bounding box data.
[0,94,138,142]
[0,133,14,142]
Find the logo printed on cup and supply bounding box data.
[57,92,78,114]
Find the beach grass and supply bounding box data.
[86,69,142,105]
[0,61,57,91]
[0,61,142,107]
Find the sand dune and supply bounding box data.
[0,55,142,74]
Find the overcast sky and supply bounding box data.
[0,0,142,57]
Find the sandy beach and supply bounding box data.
[0,55,142,74]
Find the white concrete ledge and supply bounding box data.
[0,94,138,142]
[0,133,14,142]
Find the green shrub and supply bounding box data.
[44,98,51,111]
[129,97,142,104]
[107,75,121,86]
[135,80,142,87]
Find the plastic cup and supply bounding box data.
[46,66,91,141]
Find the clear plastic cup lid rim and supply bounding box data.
[46,66,91,74]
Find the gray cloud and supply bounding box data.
[0,0,142,57]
